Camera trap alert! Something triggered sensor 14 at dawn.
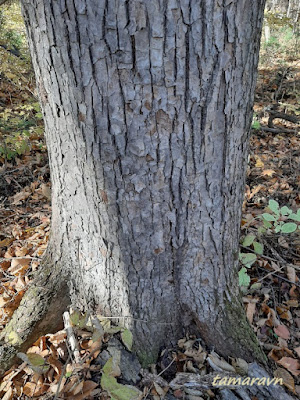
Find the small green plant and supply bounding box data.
[239,233,264,289]
[239,199,300,289]
[251,114,261,130]
[260,199,299,233]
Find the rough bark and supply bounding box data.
[1,0,266,371]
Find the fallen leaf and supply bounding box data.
[294,347,300,358]
[274,325,290,340]
[121,329,133,352]
[246,302,256,324]
[255,156,264,168]
[274,368,295,393]
[262,169,276,176]
[277,357,300,376]
[286,266,296,284]
[12,190,31,205]
[23,382,48,397]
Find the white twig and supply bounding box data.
[63,311,81,364]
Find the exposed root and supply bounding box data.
[0,252,70,376]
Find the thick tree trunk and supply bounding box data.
[1,0,266,371]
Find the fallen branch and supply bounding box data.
[267,110,299,128]
[260,126,298,134]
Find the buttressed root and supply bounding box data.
[0,258,69,376]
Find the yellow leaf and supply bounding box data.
[255,156,264,168]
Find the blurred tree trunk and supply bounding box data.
[0,0,266,373]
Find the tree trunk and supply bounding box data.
[1,0,266,372]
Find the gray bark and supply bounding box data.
[16,0,266,365]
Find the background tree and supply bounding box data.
[0,0,267,373]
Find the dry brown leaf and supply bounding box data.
[274,325,290,340]
[277,357,300,376]
[48,330,67,345]
[153,382,167,397]
[278,236,289,249]
[274,368,295,393]
[72,381,99,400]
[49,377,67,393]
[12,190,31,205]
[14,247,29,257]
[286,266,296,284]
[71,381,84,395]
[0,238,14,248]
[184,348,206,364]
[262,169,276,176]
[207,354,235,373]
[294,347,300,358]
[48,355,63,375]
[248,184,263,200]
[268,347,294,362]
[8,258,31,276]
[41,183,51,200]
[246,302,256,324]
[23,381,48,397]
[287,299,298,308]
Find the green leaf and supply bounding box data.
[268,199,280,215]
[106,326,122,334]
[17,352,49,374]
[121,329,133,352]
[262,213,276,222]
[275,225,281,233]
[78,312,88,328]
[102,356,121,377]
[240,253,257,268]
[101,373,142,400]
[239,268,250,287]
[70,311,87,327]
[103,358,114,376]
[112,386,142,400]
[250,282,262,290]
[242,234,255,247]
[70,310,80,326]
[280,206,292,216]
[253,241,263,255]
[251,120,260,130]
[281,222,297,233]
[101,373,120,393]
[258,226,266,235]
[27,353,46,366]
[289,212,300,222]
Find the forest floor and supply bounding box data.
[0,30,299,400]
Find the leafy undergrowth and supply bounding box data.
[0,8,300,398]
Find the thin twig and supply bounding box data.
[54,354,71,400]
[142,358,176,399]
